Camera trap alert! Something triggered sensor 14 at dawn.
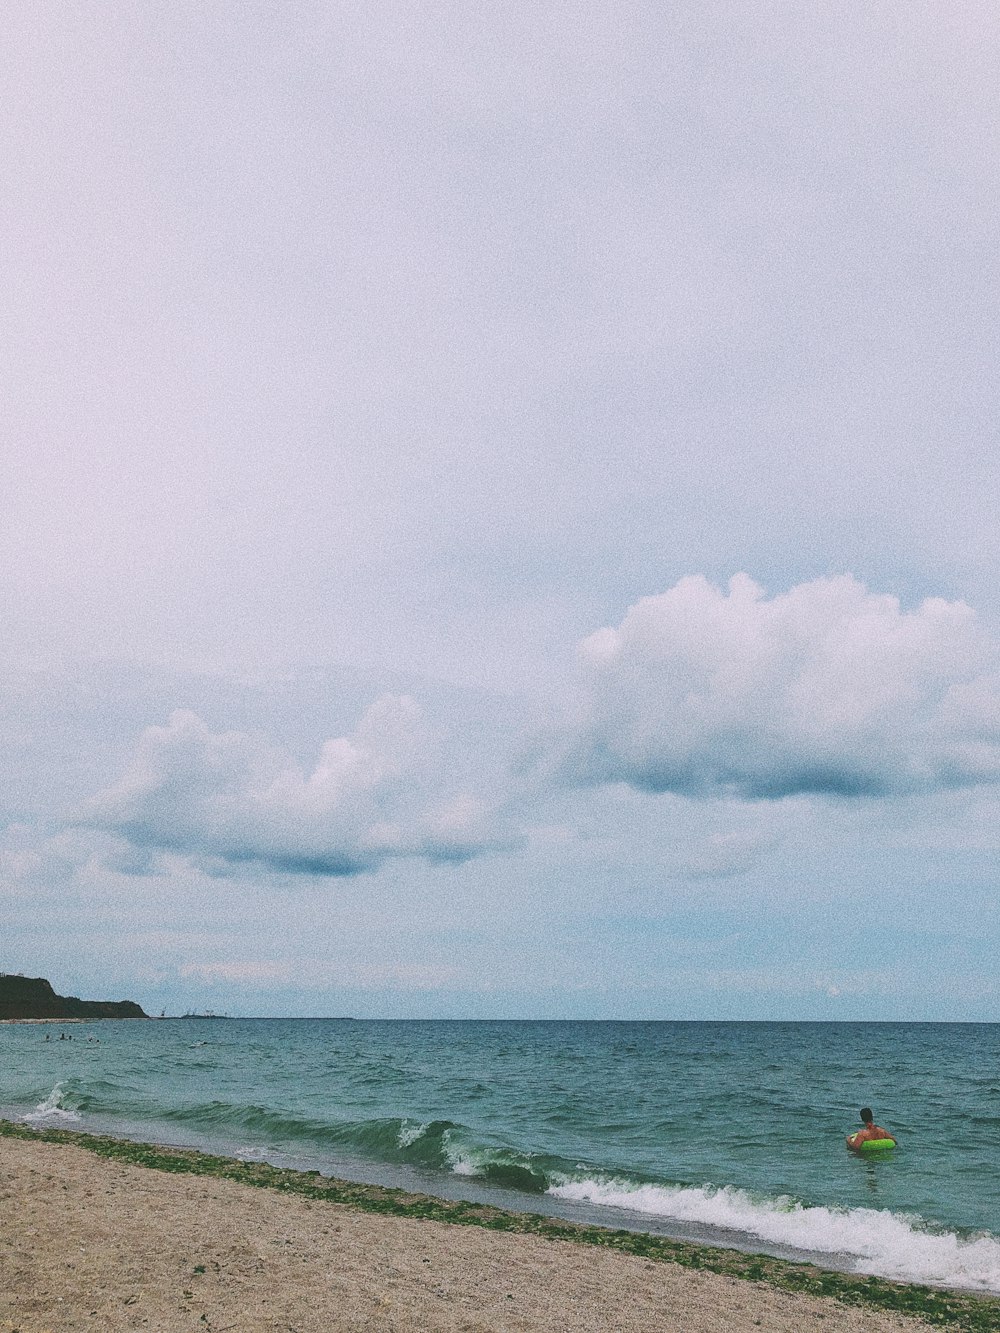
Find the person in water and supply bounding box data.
[846,1107,893,1150]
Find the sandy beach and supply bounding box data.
[0,1133,949,1333]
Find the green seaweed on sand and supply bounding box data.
[3,1118,999,1332]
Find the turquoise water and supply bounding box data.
[3,1019,999,1291]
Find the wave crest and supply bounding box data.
[23,1081,83,1124]
[548,1176,1000,1292]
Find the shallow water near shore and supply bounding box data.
[3,1018,998,1292]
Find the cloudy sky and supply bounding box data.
[3,1,998,1018]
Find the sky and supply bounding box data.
[2,1,999,1019]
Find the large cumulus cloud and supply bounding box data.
[563,574,1000,800]
[81,695,503,876]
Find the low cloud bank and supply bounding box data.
[77,574,1000,881]
[564,574,1000,800]
[82,695,502,876]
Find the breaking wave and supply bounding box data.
[23,1081,83,1125]
[154,1103,554,1193]
[547,1176,1000,1292]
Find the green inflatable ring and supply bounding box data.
[857,1137,896,1153]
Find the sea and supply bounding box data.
[2,1018,999,1293]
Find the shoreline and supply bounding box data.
[2,1119,998,1331]
[0,1016,149,1024]
[0,1017,93,1024]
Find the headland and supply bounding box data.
[0,972,147,1021]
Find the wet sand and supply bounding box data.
[0,1134,946,1333]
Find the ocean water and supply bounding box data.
[2,1019,999,1293]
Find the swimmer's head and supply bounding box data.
[860,1107,873,1125]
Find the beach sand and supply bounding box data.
[0,1135,940,1332]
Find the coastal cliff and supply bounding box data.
[0,974,147,1020]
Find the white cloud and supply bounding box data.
[682,829,778,879]
[563,574,1000,800]
[178,958,468,992]
[81,696,505,876]
[179,960,291,985]
[0,824,102,895]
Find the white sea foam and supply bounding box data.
[547,1177,1000,1293]
[441,1128,477,1175]
[396,1120,429,1149]
[23,1082,82,1125]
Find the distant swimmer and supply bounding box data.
[847,1107,894,1151]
